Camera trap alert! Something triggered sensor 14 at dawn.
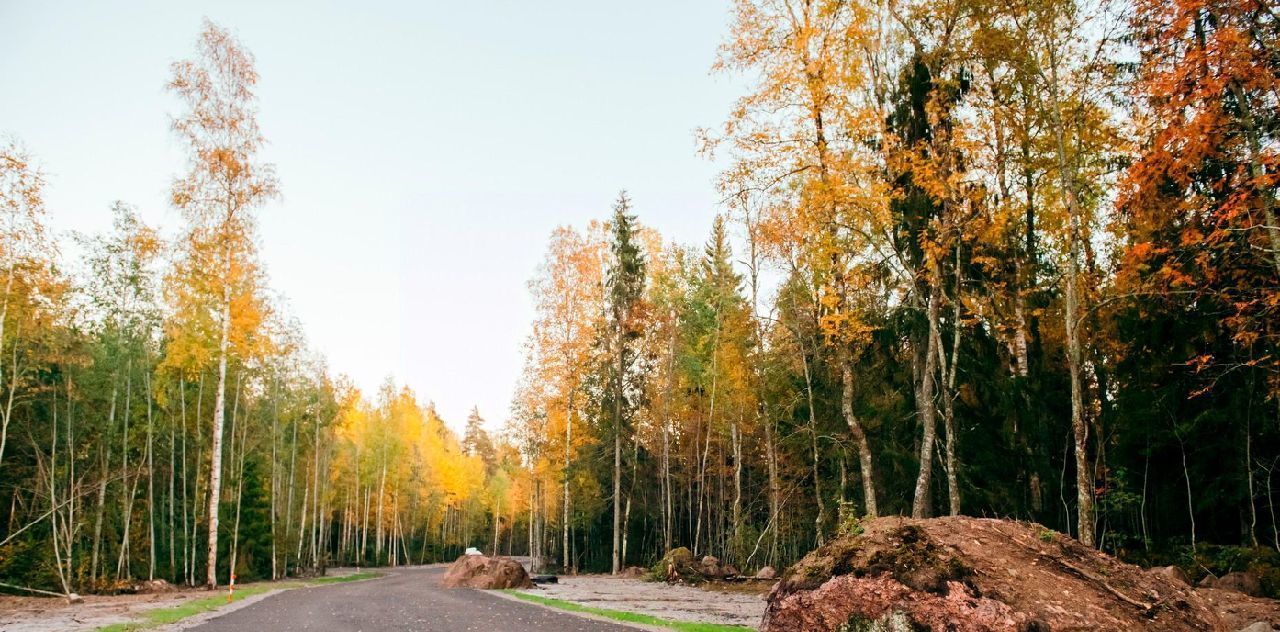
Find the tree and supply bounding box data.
[167,19,279,588]
[1122,0,1280,393]
[710,0,892,520]
[525,223,606,571]
[462,407,497,472]
[603,192,646,574]
[0,140,50,471]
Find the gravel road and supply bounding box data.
[186,566,640,631]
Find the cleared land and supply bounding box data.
[514,574,767,629]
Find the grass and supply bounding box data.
[95,571,381,632]
[503,590,755,632]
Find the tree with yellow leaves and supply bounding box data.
[527,223,606,571]
[166,19,279,588]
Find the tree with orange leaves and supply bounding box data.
[1122,0,1280,389]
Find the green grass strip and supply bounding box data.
[95,571,381,632]
[503,590,755,632]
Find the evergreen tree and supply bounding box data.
[603,191,645,574]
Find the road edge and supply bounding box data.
[153,588,286,631]
[488,589,668,632]
[148,572,385,631]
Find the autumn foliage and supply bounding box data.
[0,0,1278,600]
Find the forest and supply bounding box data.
[1,0,1278,598]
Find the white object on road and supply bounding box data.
[465,547,482,556]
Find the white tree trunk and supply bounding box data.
[206,280,231,588]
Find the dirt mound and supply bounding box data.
[1200,588,1280,631]
[106,578,176,595]
[653,547,740,583]
[763,516,1225,631]
[441,555,534,589]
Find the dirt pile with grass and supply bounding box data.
[652,546,741,584]
[441,555,534,589]
[763,516,1238,631]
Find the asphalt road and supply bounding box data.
[187,566,639,631]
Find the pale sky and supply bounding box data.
[0,1,744,430]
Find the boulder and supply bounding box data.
[621,566,648,578]
[1148,565,1191,586]
[701,555,727,579]
[1218,571,1266,597]
[763,517,1223,632]
[441,554,534,589]
[1237,623,1273,632]
[754,566,777,580]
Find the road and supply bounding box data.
[187,566,639,631]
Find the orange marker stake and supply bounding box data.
[228,573,235,603]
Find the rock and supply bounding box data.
[1237,622,1274,632]
[1217,571,1265,597]
[762,516,1222,632]
[754,566,777,580]
[441,554,534,589]
[701,556,726,579]
[621,566,647,578]
[1201,574,1219,588]
[66,593,83,604]
[1148,565,1191,586]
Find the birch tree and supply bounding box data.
[167,19,278,588]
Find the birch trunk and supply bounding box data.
[563,395,572,570]
[1046,32,1094,547]
[840,353,878,517]
[912,280,942,518]
[206,270,232,587]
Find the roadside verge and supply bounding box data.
[498,590,755,632]
[96,572,381,632]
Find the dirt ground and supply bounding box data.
[0,590,203,632]
[0,567,364,632]
[517,574,770,628]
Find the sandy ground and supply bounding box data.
[517,575,770,628]
[0,567,365,632]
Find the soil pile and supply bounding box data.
[763,516,1234,631]
[441,555,534,589]
[653,547,740,583]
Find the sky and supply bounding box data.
[0,1,746,431]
